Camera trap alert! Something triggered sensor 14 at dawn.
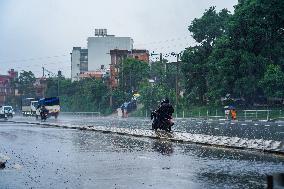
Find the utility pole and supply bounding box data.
[42,67,45,77]
[109,87,113,107]
[57,76,59,97]
[121,57,124,93]
[42,67,46,97]
[159,53,168,74]
[57,71,62,97]
[176,53,179,117]
[42,67,61,97]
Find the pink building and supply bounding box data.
[0,69,18,105]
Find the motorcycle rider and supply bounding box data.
[157,98,174,119]
[153,98,174,131]
[40,105,48,120]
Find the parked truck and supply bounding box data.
[22,98,38,116]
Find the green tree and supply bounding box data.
[119,58,150,93]
[259,64,284,98]
[230,0,284,61]
[206,0,284,104]
[45,77,111,113]
[182,7,231,105]
[150,60,166,83]
[69,78,109,112]
[181,46,210,104]
[45,78,58,97]
[139,81,175,111]
[17,71,36,97]
[150,59,177,89]
[189,7,231,47]
[112,88,132,109]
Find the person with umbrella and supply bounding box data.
[229,106,237,120]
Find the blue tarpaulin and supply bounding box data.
[38,97,60,106]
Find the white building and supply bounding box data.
[71,47,88,81]
[71,30,133,81]
[87,35,133,71]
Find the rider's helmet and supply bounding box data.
[164,97,169,103]
[161,97,169,104]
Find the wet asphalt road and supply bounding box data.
[0,119,284,189]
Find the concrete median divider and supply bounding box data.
[5,120,284,155]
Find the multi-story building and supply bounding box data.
[0,69,18,105]
[109,49,149,88]
[87,35,133,71]
[131,49,150,63]
[71,47,88,81]
[109,49,129,88]
[71,30,150,86]
[79,69,110,81]
[71,30,133,82]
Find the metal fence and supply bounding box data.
[60,112,101,117]
[60,110,284,121]
[138,109,284,121]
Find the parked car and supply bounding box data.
[0,105,15,119]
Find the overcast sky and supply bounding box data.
[0,0,237,77]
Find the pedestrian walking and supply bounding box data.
[121,104,125,118]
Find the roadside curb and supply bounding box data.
[5,120,284,156]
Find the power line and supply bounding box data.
[0,36,192,64]
[0,36,192,76]
[135,36,192,46]
[0,54,68,63]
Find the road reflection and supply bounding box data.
[1,122,283,189]
[152,140,174,156]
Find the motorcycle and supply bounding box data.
[151,110,174,132]
[40,108,48,121]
